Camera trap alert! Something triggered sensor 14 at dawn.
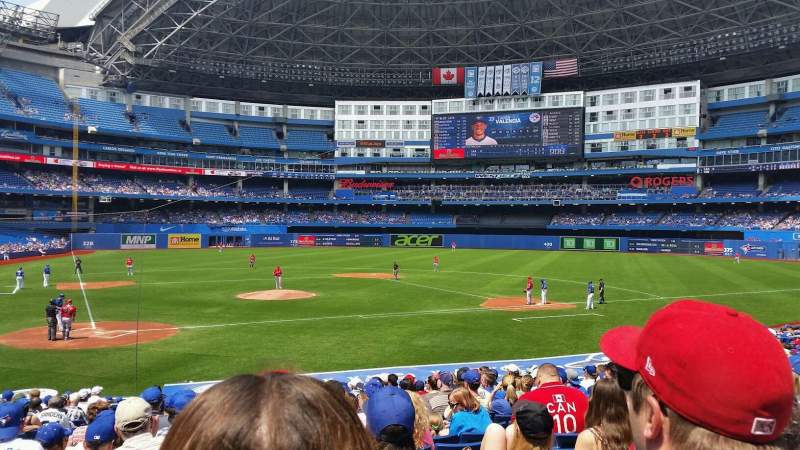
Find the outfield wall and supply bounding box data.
[70,230,800,260]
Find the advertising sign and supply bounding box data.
[168,234,202,249]
[120,233,157,249]
[391,234,444,248]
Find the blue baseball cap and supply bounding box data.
[35,422,72,447]
[438,371,454,387]
[462,369,480,384]
[0,402,24,442]
[85,410,116,445]
[584,365,597,376]
[364,377,383,398]
[1,390,12,402]
[58,293,65,298]
[42,395,52,406]
[165,390,196,413]
[140,386,163,404]
[365,386,415,438]
[557,367,567,383]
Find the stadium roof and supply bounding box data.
[26,0,100,28]
[85,0,800,105]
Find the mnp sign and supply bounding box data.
[391,234,443,248]
[120,233,156,249]
[168,233,201,249]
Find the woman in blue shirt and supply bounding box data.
[445,387,491,437]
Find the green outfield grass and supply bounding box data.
[0,247,798,394]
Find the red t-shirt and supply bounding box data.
[126,258,133,267]
[273,268,282,276]
[518,382,588,434]
[526,279,533,290]
[249,255,256,262]
[61,304,77,319]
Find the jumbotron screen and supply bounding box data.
[431,108,583,160]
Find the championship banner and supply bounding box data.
[528,62,543,96]
[167,234,201,249]
[511,64,523,96]
[493,65,503,96]
[477,66,487,97]
[464,67,478,99]
[120,234,156,250]
[502,65,512,96]
[485,66,495,97]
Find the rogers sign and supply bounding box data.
[629,176,694,189]
[339,179,396,189]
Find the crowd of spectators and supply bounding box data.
[716,210,787,229]
[101,208,417,226]
[775,212,800,230]
[0,236,67,256]
[1,300,797,450]
[550,210,798,229]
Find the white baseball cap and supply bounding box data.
[115,397,152,431]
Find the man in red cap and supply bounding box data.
[599,299,794,450]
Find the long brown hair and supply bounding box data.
[161,373,375,450]
[584,379,632,450]
[448,387,479,414]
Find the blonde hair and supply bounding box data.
[630,374,786,450]
[490,374,518,406]
[408,392,431,449]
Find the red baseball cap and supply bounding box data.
[599,325,642,370]
[636,300,794,444]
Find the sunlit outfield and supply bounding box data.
[1,247,798,394]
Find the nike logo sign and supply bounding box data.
[159,226,176,232]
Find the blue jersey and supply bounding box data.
[16,269,23,278]
[541,280,548,290]
[587,283,594,293]
[43,266,50,274]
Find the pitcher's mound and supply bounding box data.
[237,289,317,301]
[0,321,177,350]
[482,297,576,311]
[334,273,396,279]
[57,281,136,290]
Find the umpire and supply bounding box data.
[45,299,58,341]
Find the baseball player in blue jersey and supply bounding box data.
[540,279,548,305]
[586,281,595,310]
[43,264,51,288]
[12,266,23,294]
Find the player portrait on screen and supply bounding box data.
[465,117,498,146]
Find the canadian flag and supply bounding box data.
[432,67,465,85]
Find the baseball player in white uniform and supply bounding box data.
[540,279,548,305]
[43,264,51,288]
[12,266,23,294]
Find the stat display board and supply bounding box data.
[293,234,384,247]
[626,238,704,255]
[560,237,620,252]
[431,108,583,160]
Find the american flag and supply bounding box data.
[543,58,578,78]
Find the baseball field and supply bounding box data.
[0,247,798,394]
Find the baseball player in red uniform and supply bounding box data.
[433,255,440,272]
[125,257,134,276]
[524,276,533,305]
[249,253,256,269]
[60,298,77,341]
[273,265,282,289]
[734,252,740,264]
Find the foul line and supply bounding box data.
[71,251,96,330]
[512,313,604,321]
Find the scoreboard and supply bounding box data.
[294,234,384,247]
[626,238,704,255]
[432,108,583,160]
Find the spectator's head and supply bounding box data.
[161,373,373,450]
[448,387,479,415]
[398,378,413,391]
[387,374,398,387]
[481,368,498,389]
[365,385,415,450]
[602,300,793,450]
[85,400,110,424]
[408,392,430,449]
[164,390,196,424]
[534,363,559,386]
[584,378,632,449]
[29,397,42,412]
[114,397,155,440]
[364,377,384,399]
[0,402,24,443]
[511,400,554,449]
[412,380,425,392]
[139,385,163,412]
[1,390,12,403]
[84,410,116,450]
[35,422,72,450]
[438,371,454,391]
[48,395,65,410]
[29,389,41,400]
[462,369,481,392]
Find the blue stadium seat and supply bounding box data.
[432,435,460,444]
[134,105,191,140]
[459,432,484,443]
[554,433,579,449]
[490,414,511,427]
[697,110,768,140]
[284,128,334,151]
[0,68,70,123]
[239,125,281,149]
[191,121,239,147]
